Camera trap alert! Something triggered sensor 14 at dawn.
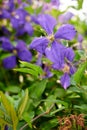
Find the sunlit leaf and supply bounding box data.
[18,89,29,119]
[29,79,48,100]
[10,104,18,130]
[0,92,10,116]
[72,62,87,84]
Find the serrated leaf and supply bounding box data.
[10,104,18,130]
[72,62,87,84]
[18,89,29,119]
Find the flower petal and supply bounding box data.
[45,41,65,69]
[60,73,70,89]
[54,24,76,40]
[29,37,49,53]
[1,37,14,51]
[16,40,28,51]
[3,55,17,69]
[64,47,75,62]
[38,14,56,34]
[18,50,32,62]
[70,65,76,75]
[58,12,73,24]
[11,17,19,29]
[24,22,33,36]
[78,34,83,43]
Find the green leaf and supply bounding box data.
[14,61,43,78]
[24,6,34,14]
[18,89,29,119]
[20,61,43,75]
[5,86,21,93]
[14,68,39,77]
[10,104,18,130]
[0,118,11,128]
[72,62,87,84]
[40,118,58,130]
[23,111,34,128]
[0,92,11,116]
[77,0,83,9]
[29,79,48,100]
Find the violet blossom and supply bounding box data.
[29,14,76,53]
[1,38,32,69]
[45,41,76,89]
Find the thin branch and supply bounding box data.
[20,104,54,130]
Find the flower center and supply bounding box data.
[11,11,16,16]
[62,64,70,73]
[25,15,31,22]
[47,34,55,42]
[13,49,17,55]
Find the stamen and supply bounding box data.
[47,34,55,42]
[62,64,70,73]
[13,49,17,55]
[25,15,31,22]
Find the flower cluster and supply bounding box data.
[30,14,76,89]
[0,0,77,89]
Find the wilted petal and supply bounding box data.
[38,14,56,34]
[29,37,49,53]
[45,41,65,69]
[60,73,70,89]
[3,55,17,69]
[18,50,32,62]
[64,47,75,62]
[54,24,76,40]
[24,22,33,36]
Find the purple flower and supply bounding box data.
[1,38,32,69]
[0,9,10,19]
[51,0,60,8]
[45,41,76,89]
[4,125,8,130]
[17,0,22,4]
[10,8,33,36]
[58,12,74,24]
[30,14,76,53]
[78,34,83,43]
